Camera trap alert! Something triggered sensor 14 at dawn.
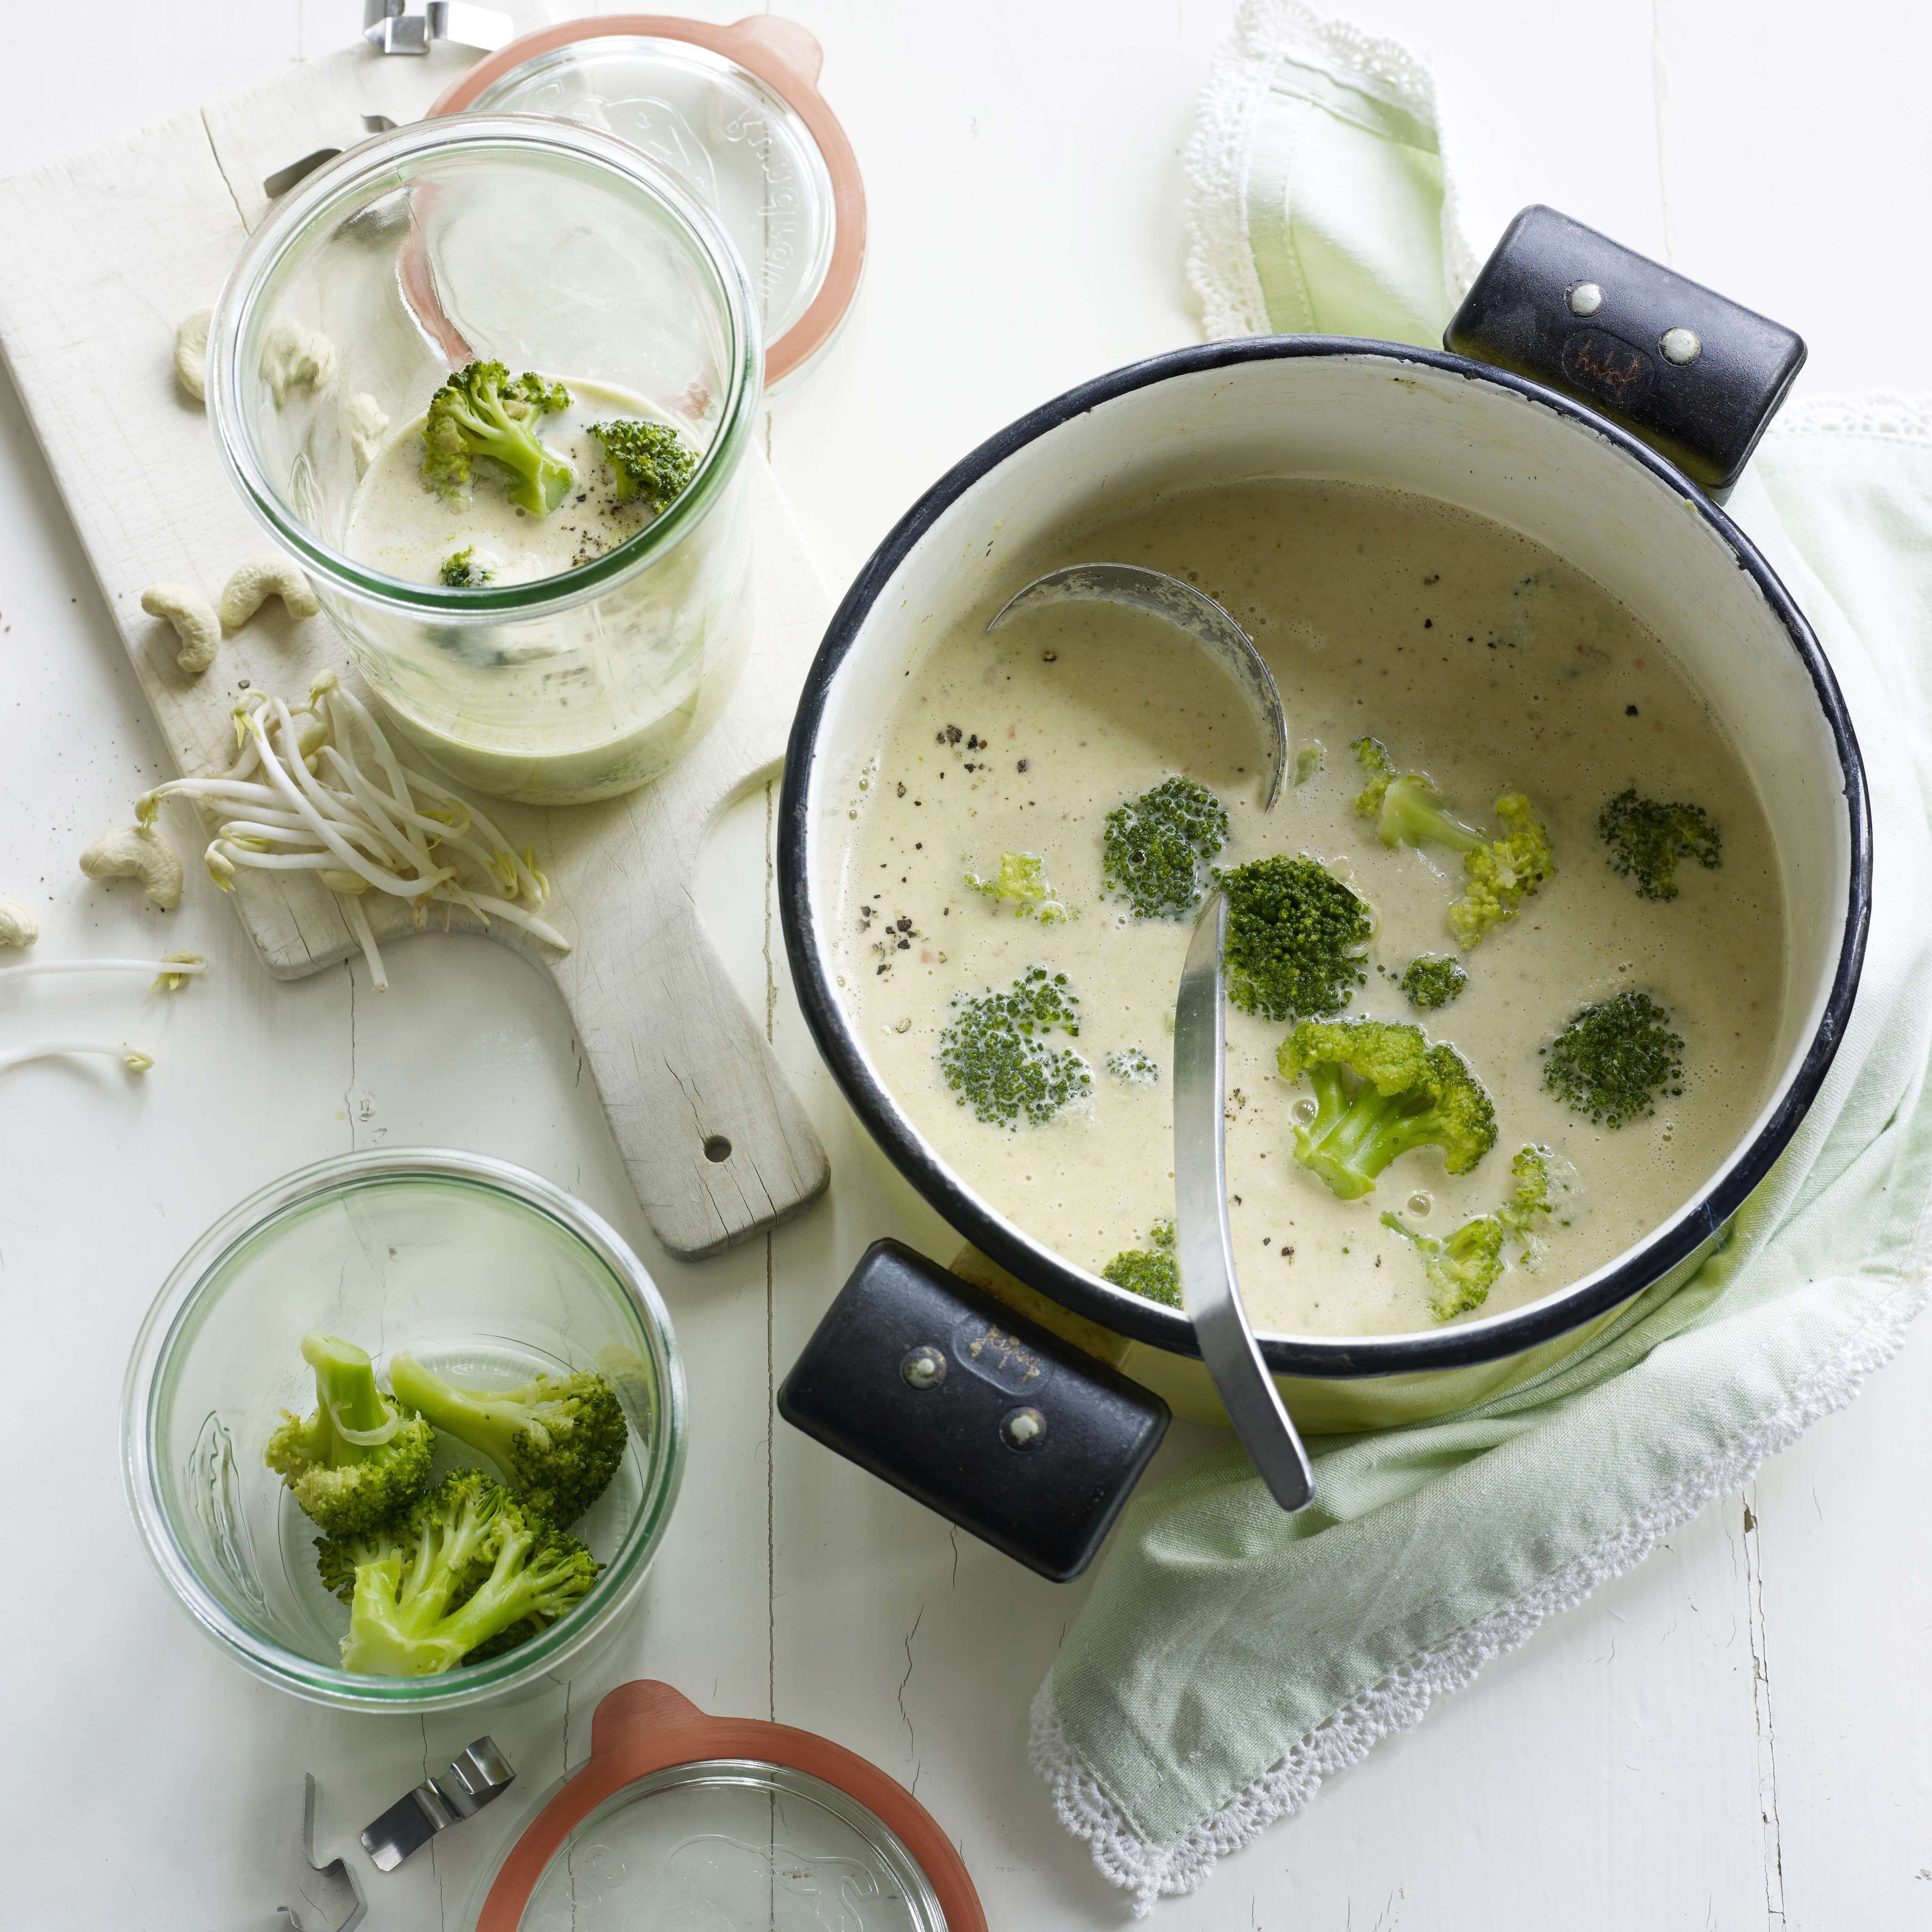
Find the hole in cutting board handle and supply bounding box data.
[702,1135,733,1163]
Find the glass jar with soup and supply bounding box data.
[207,116,762,805]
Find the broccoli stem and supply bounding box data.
[300,1332,391,1465]
[1299,1070,1419,1197]
[468,420,570,516]
[388,1354,520,1470]
[1378,776,1484,852]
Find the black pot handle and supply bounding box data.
[1445,204,1805,497]
[777,1240,1170,1582]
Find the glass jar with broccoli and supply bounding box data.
[124,1151,686,1710]
[841,476,1784,1338]
[265,1331,630,1678]
[208,119,762,804]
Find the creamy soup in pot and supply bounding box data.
[834,480,1787,1337]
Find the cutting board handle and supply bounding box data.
[564,891,827,1261]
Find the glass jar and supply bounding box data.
[207,116,763,806]
[121,1149,687,1713]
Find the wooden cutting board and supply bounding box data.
[0,39,830,1258]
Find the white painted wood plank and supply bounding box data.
[1654,6,1932,1925]
[1655,0,1932,397]
[0,329,378,1931]
[1731,1338,1932,1927]
[3,0,298,183]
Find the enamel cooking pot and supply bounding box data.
[774,208,1872,1580]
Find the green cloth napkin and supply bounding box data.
[1030,1,1932,1909]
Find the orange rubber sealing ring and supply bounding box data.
[430,15,867,388]
[474,1679,988,1931]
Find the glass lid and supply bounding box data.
[475,1681,987,1932]
[519,1761,943,1931]
[435,17,867,386]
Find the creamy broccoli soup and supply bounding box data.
[344,375,688,587]
[334,369,735,806]
[835,480,1786,1337]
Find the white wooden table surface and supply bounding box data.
[5,1,1930,1926]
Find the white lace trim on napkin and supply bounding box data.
[1182,0,1477,341]
[1776,393,1932,441]
[1030,1272,1930,1914]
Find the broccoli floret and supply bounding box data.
[1101,778,1229,919]
[1102,1218,1180,1307]
[264,1332,435,1537]
[1400,955,1467,1010]
[1350,740,1554,948]
[1212,855,1370,1022]
[1105,1046,1160,1084]
[1277,1017,1497,1200]
[1449,794,1557,948]
[1597,789,1722,901]
[1381,1210,1505,1321]
[438,546,492,588]
[937,966,1092,1128]
[420,361,573,516]
[314,1466,491,1605]
[1542,989,1685,1126]
[318,1470,598,1677]
[1496,1143,1558,1247]
[387,1356,627,1526]
[966,850,1068,922]
[1351,737,1486,852]
[1382,1143,1559,1320]
[590,418,698,511]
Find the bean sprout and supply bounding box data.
[0,1040,153,1075]
[0,951,206,991]
[140,674,569,991]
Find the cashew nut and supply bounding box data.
[0,899,38,949]
[262,320,336,405]
[220,558,321,632]
[141,582,222,675]
[80,824,185,911]
[345,392,389,477]
[173,307,212,403]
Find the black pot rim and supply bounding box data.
[778,335,1874,1378]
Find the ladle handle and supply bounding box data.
[1445,203,1805,497]
[1173,895,1315,1511]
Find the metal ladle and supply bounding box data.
[985,563,1289,810]
[987,562,1310,1505]
[1174,894,1316,1510]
